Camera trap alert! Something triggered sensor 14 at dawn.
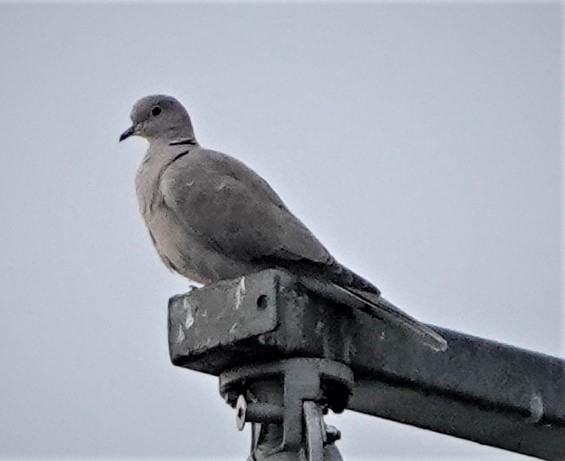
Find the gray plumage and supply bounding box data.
[120,94,447,352]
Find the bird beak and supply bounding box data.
[119,125,136,142]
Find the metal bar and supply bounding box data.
[346,322,565,459]
[168,269,565,460]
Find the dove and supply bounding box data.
[120,94,447,352]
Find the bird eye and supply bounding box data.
[151,106,162,117]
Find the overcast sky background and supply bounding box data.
[0,2,561,460]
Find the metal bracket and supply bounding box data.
[220,358,352,460]
[168,270,565,460]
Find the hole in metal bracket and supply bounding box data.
[256,295,268,310]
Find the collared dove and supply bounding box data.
[120,94,447,352]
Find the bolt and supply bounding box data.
[235,395,248,431]
[234,394,284,431]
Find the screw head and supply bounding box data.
[236,395,247,431]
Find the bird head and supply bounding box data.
[119,94,196,144]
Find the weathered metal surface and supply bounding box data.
[351,378,565,460]
[168,269,565,460]
[168,270,281,371]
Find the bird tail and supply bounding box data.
[299,276,447,352]
[338,286,448,352]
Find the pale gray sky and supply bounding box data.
[0,2,561,459]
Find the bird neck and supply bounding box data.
[147,124,198,149]
[146,136,198,162]
[165,123,196,142]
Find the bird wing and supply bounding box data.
[160,149,334,266]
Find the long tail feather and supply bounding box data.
[340,286,447,352]
[299,276,447,352]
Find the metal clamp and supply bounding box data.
[220,358,353,460]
